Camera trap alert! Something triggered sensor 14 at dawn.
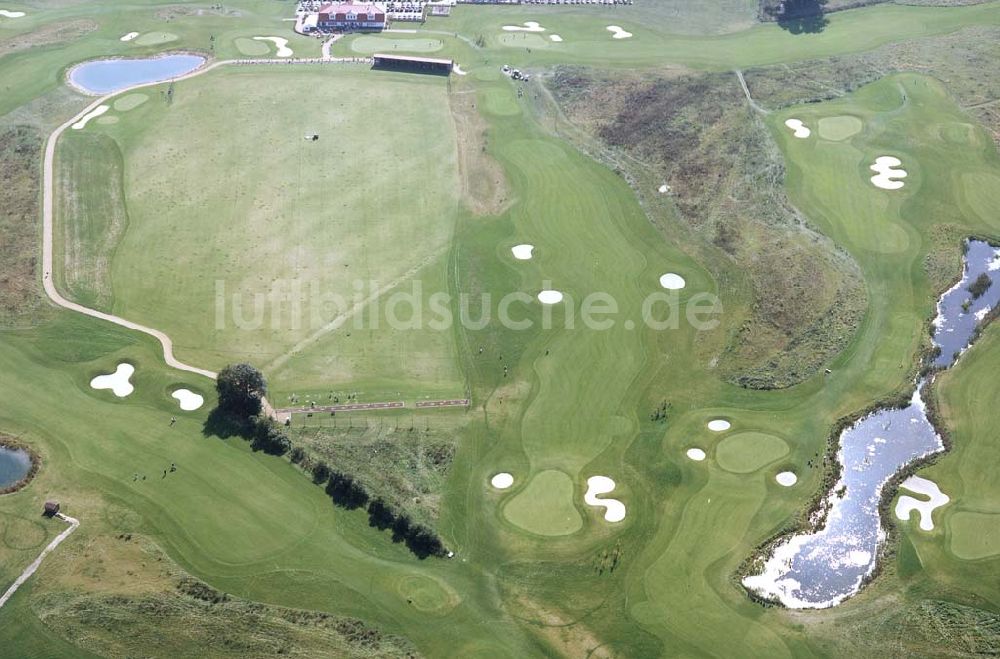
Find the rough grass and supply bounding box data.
[54,131,128,313]
[0,19,97,56]
[291,413,462,527]
[29,534,419,659]
[449,84,512,217]
[741,25,1000,144]
[0,126,51,327]
[546,68,867,388]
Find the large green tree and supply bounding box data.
[216,363,266,418]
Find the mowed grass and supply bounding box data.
[416,2,1000,69]
[909,326,1000,580]
[0,312,546,658]
[350,36,444,54]
[54,66,465,401]
[502,470,582,536]
[8,4,1000,656]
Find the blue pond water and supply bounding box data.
[744,240,1000,608]
[933,240,1000,367]
[0,446,32,489]
[69,55,205,94]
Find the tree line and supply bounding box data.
[211,363,448,560]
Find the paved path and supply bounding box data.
[43,56,377,412]
[278,401,405,415]
[0,514,79,610]
[44,61,239,379]
[415,398,469,408]
[735,69,769,115]
[276,398,469,416]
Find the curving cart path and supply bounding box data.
[0,514,80,610]
[42,60,235,380]
[43,56,371,406]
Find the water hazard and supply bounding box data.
[68,55,205,94]
[0,446,32,489]
[743,239,1000,608]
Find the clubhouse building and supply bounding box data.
[301,1,388,32]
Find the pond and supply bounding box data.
[743,240,1000,608]
[0,446,32,490]
[932,240,1000,368]
[68,54,206,95]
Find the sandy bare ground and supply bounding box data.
[0,514,79,610]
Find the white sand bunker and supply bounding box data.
[90,363,135,397]
[490,472,514,489]
[776,471,798,486]
[120,32,139,42]
[895,475,949,531]
[511,244,534,260]
[452,64,467,75]
[784,118,811,138]
[0,9,25,18]
[584,476,626,522]
[870,156,907,190]
[254,36,293,57]
[606,25,632,39]
[549,34,563,42]
[707,419,731,432]
[686,448,706,461]
[72,105,110,130]
[172,388,204,411]
[659,273,686,290]
[538,290,563,304]
[503,21,545,32]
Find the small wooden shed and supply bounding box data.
[43,501,60,516]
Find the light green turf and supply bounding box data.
[53,66,465,401]
[715,432,789,474]
[502,470,582,536]
[818,115,864,141]
[349,36,444,54]
[948,512,1000,560]
[233,36,270,56]
[133,31,177,46]
[7,0,1000,655]
[112,93,148,112]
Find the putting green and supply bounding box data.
[960,172,1000,230]
[134,32,178,46]
[350,36,443,54]
[113,94,148,112]
[948,511,1000,560]
[502,470,582,536]
[818,115,863,141]
[498,33,552,50]
[478,87,520,117]
[938,122,975,145]
[234,37,271,56]
[715,432,789,474]
[96,116,119,125]
[394,574,460,613]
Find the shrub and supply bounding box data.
[967,272,992,300]
[312,461,332,484]
[216,363,266,418]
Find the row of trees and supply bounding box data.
[214,364,448,560]
[299,454,447,559]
